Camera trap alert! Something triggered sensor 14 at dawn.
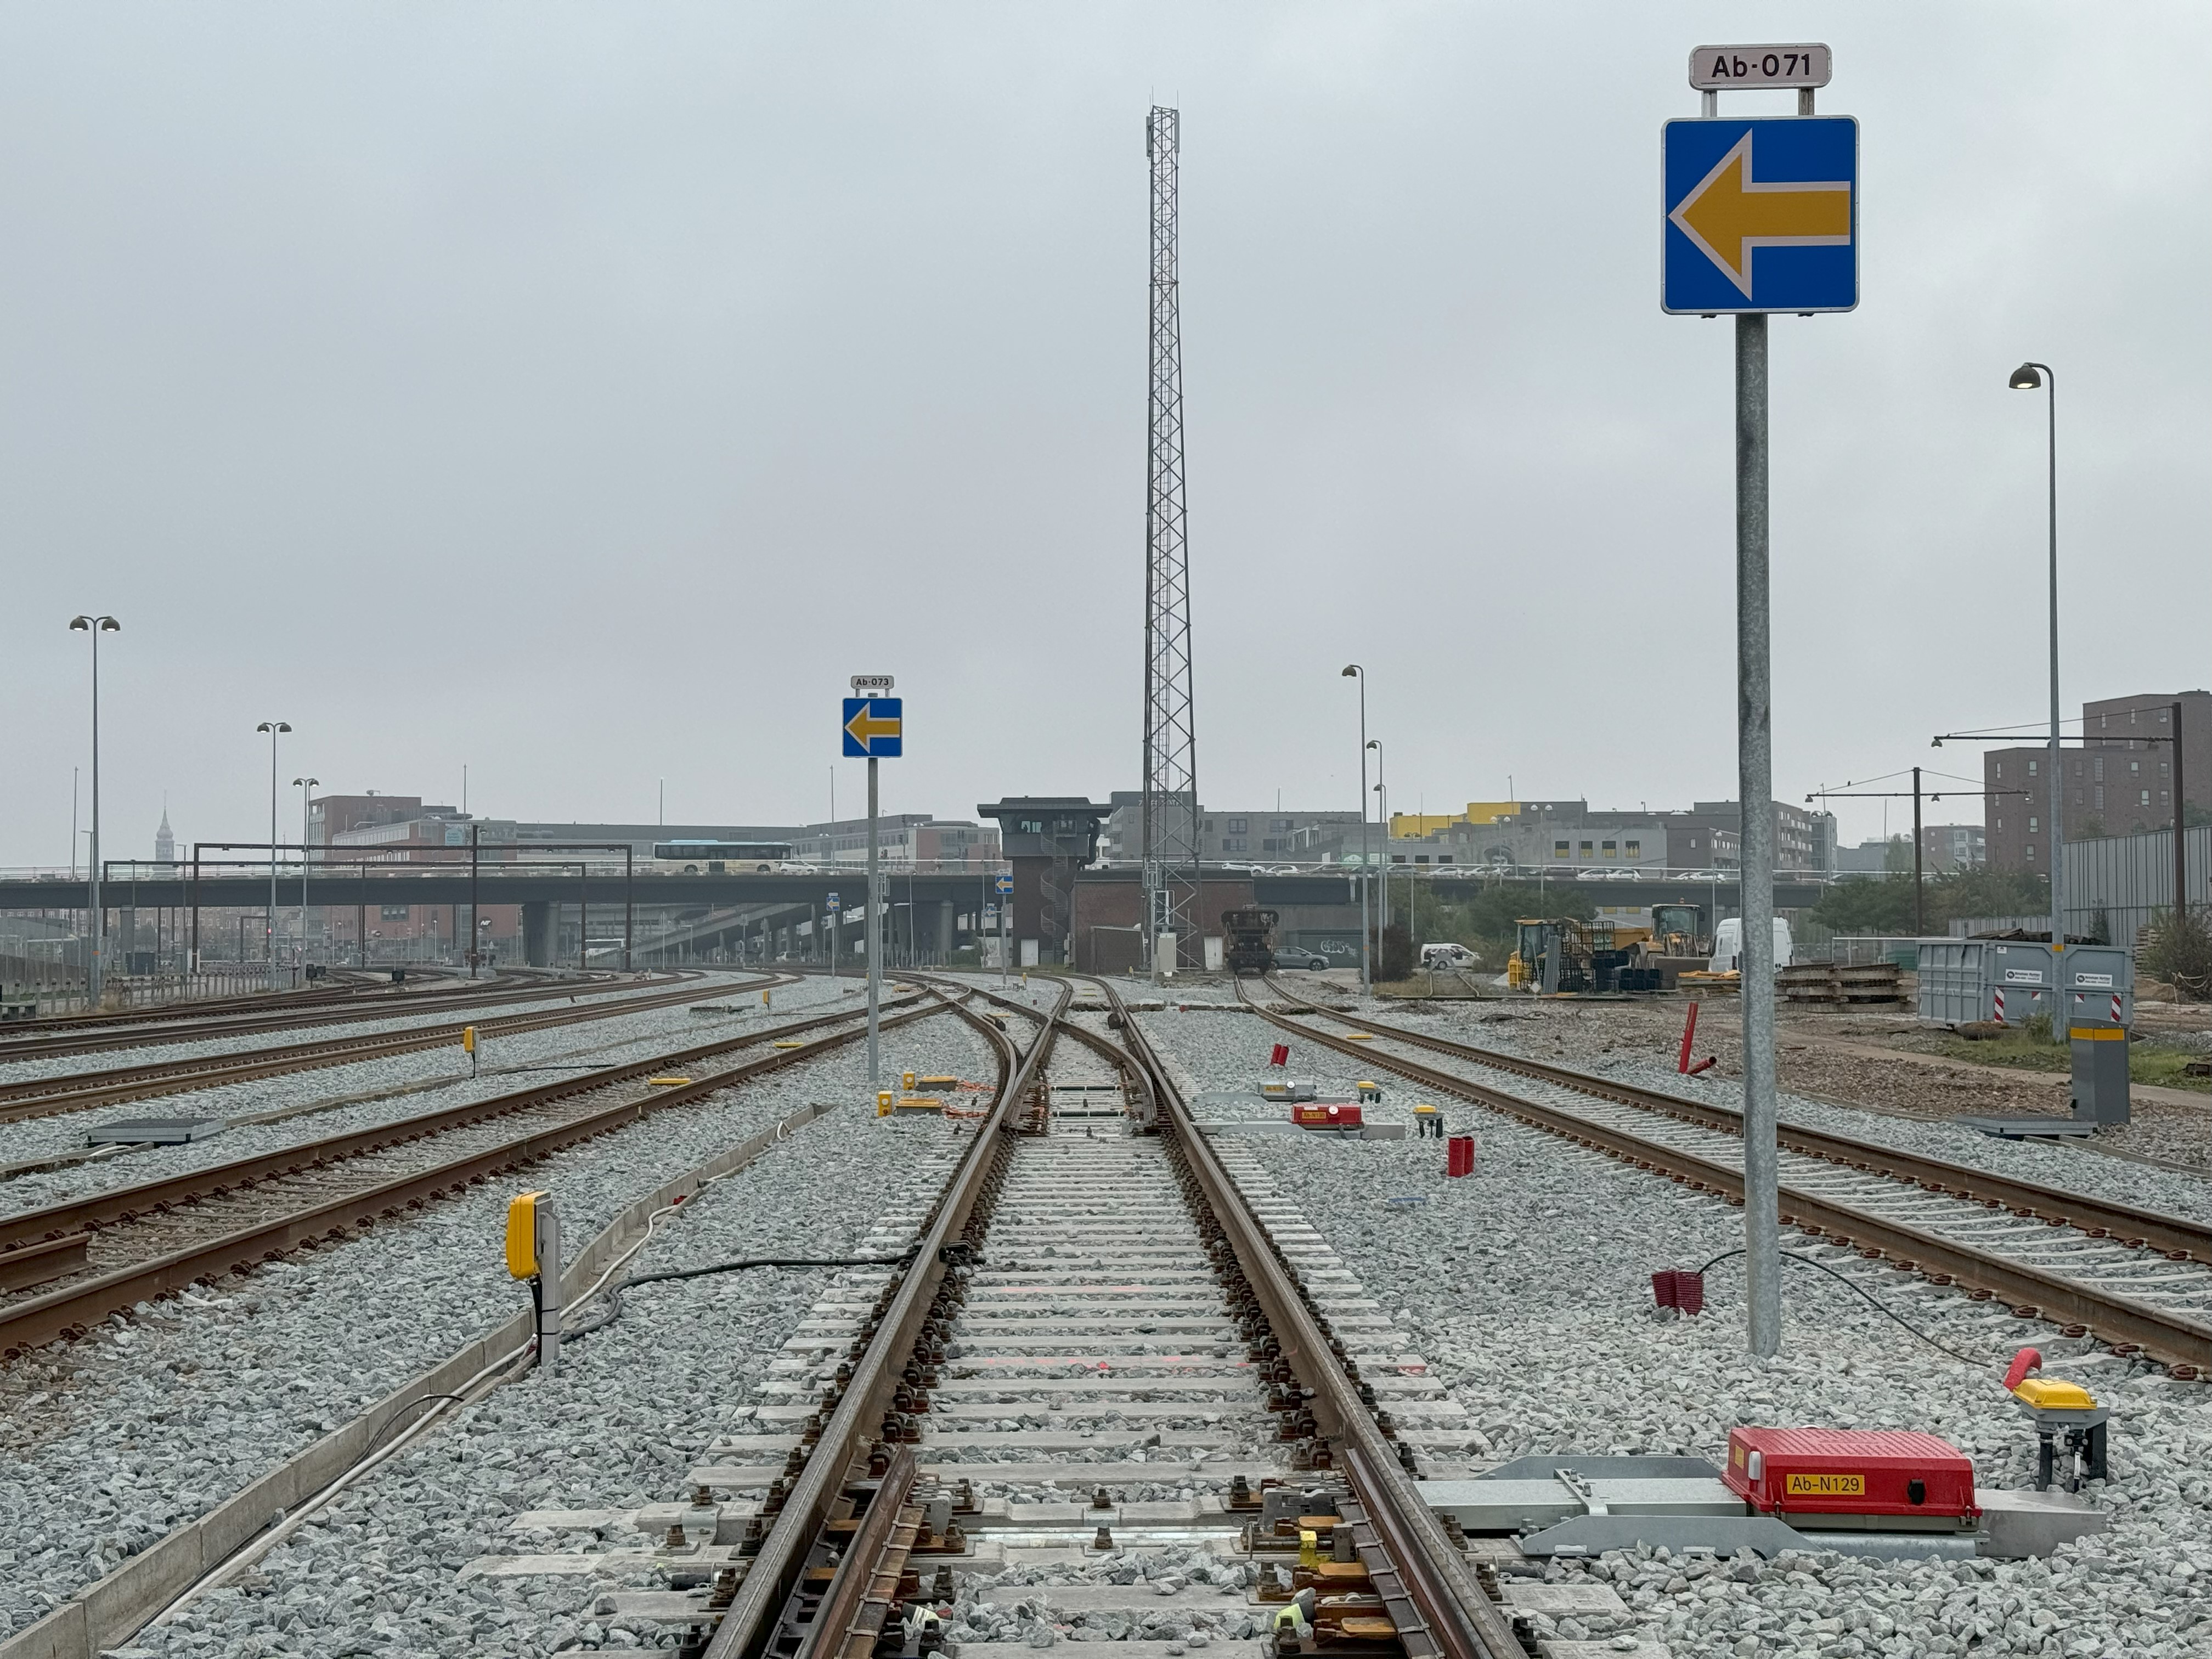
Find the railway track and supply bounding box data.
[0,973,786,1125]
[0,987,943,1357]
[608,971,1526,1659]
[1252,975,2212,1379]
[52,971,1551,1659]
[0,969,686,1063]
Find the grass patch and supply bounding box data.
[1925,1028,2210,1091]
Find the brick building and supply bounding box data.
[1984,690,2212,873]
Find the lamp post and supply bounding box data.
[68,616,121,1007]
[1368,738,1386,976]
[1374,776,1390,977]
[1341,665,1370,996]
[256,722,291,987]
[2010,360,2063,1026]
[294,777,319,970]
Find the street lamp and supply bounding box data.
[256,721,291,986]
[294,777,319,970]
[1368,738,1386,973]
[2010,359,2065,1017]
[68,616,120,1006]
[1341,665,1370,996]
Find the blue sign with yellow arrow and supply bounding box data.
[842,697,902,758]
[1663,117,1857,314]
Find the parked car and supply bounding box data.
[1273,946,1333,970]
[1420,943,1479,970]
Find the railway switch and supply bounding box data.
[1291,1101,1362,1131]
[504,1189,562,1376]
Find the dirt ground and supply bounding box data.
[1386,988,2212,1175]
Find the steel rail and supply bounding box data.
[1244,988,2211,1378]
[1083,974,1520,1659]
[0,992,926,1253]
[0,977,796,1124]
[0,969,704,1062]
[0,999,954,1359]
[1258,977,2212,1266]
[702,980,1069,1659]
[915,976,1156,1126]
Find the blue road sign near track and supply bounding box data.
[842,698,902,758]
[1663,117,1858,314]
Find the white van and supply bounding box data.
[1421,943,1479,971]
[1709,917,1794,973]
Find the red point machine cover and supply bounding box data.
[1723,1427,1978,1522]
[1291,1101,1362,1130]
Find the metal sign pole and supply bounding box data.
[1672,40,1845,1360]
[866,756,880,1086]
[1736,311,1780,1359]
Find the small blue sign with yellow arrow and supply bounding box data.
[842,697,902,758]
[1663,116,1857,314]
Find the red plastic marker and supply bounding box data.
[1677,1001,1701,1073]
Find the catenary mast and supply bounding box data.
[1142,105,1201,978]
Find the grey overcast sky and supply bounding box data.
[5,3,2207,865]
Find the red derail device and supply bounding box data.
[1722,1428,1979,1525]
[1291,1100,1363,1130]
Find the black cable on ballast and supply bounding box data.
[1694,1247,1992,1368]
[362,1392,469,1458]
[561,1245,925,1342]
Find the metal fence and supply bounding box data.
[1,966,287,1018]
[2063,826,2212,949]
[1948,916,2052,939]
[1829,935,1927,968]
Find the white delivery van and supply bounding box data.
[1420,943,1479,971]
[1709,917,1794,973]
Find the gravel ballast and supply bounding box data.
[0,975,860,1213]
[1135,997,2212,1659]
[0,1008,994,1643]
[0,977,744,1092]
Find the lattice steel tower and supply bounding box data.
[1142,105,1200,975]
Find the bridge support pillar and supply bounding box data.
[522,902,554,968]
[935,901,954,965]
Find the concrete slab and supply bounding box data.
[919,1429,1248,1452]
[916,1401,1258,1422]
[921,1460,1286,1485]
[1497,1583,1630,1617]
[929,1378,1260,1397]
[978,1585,1257,1615]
